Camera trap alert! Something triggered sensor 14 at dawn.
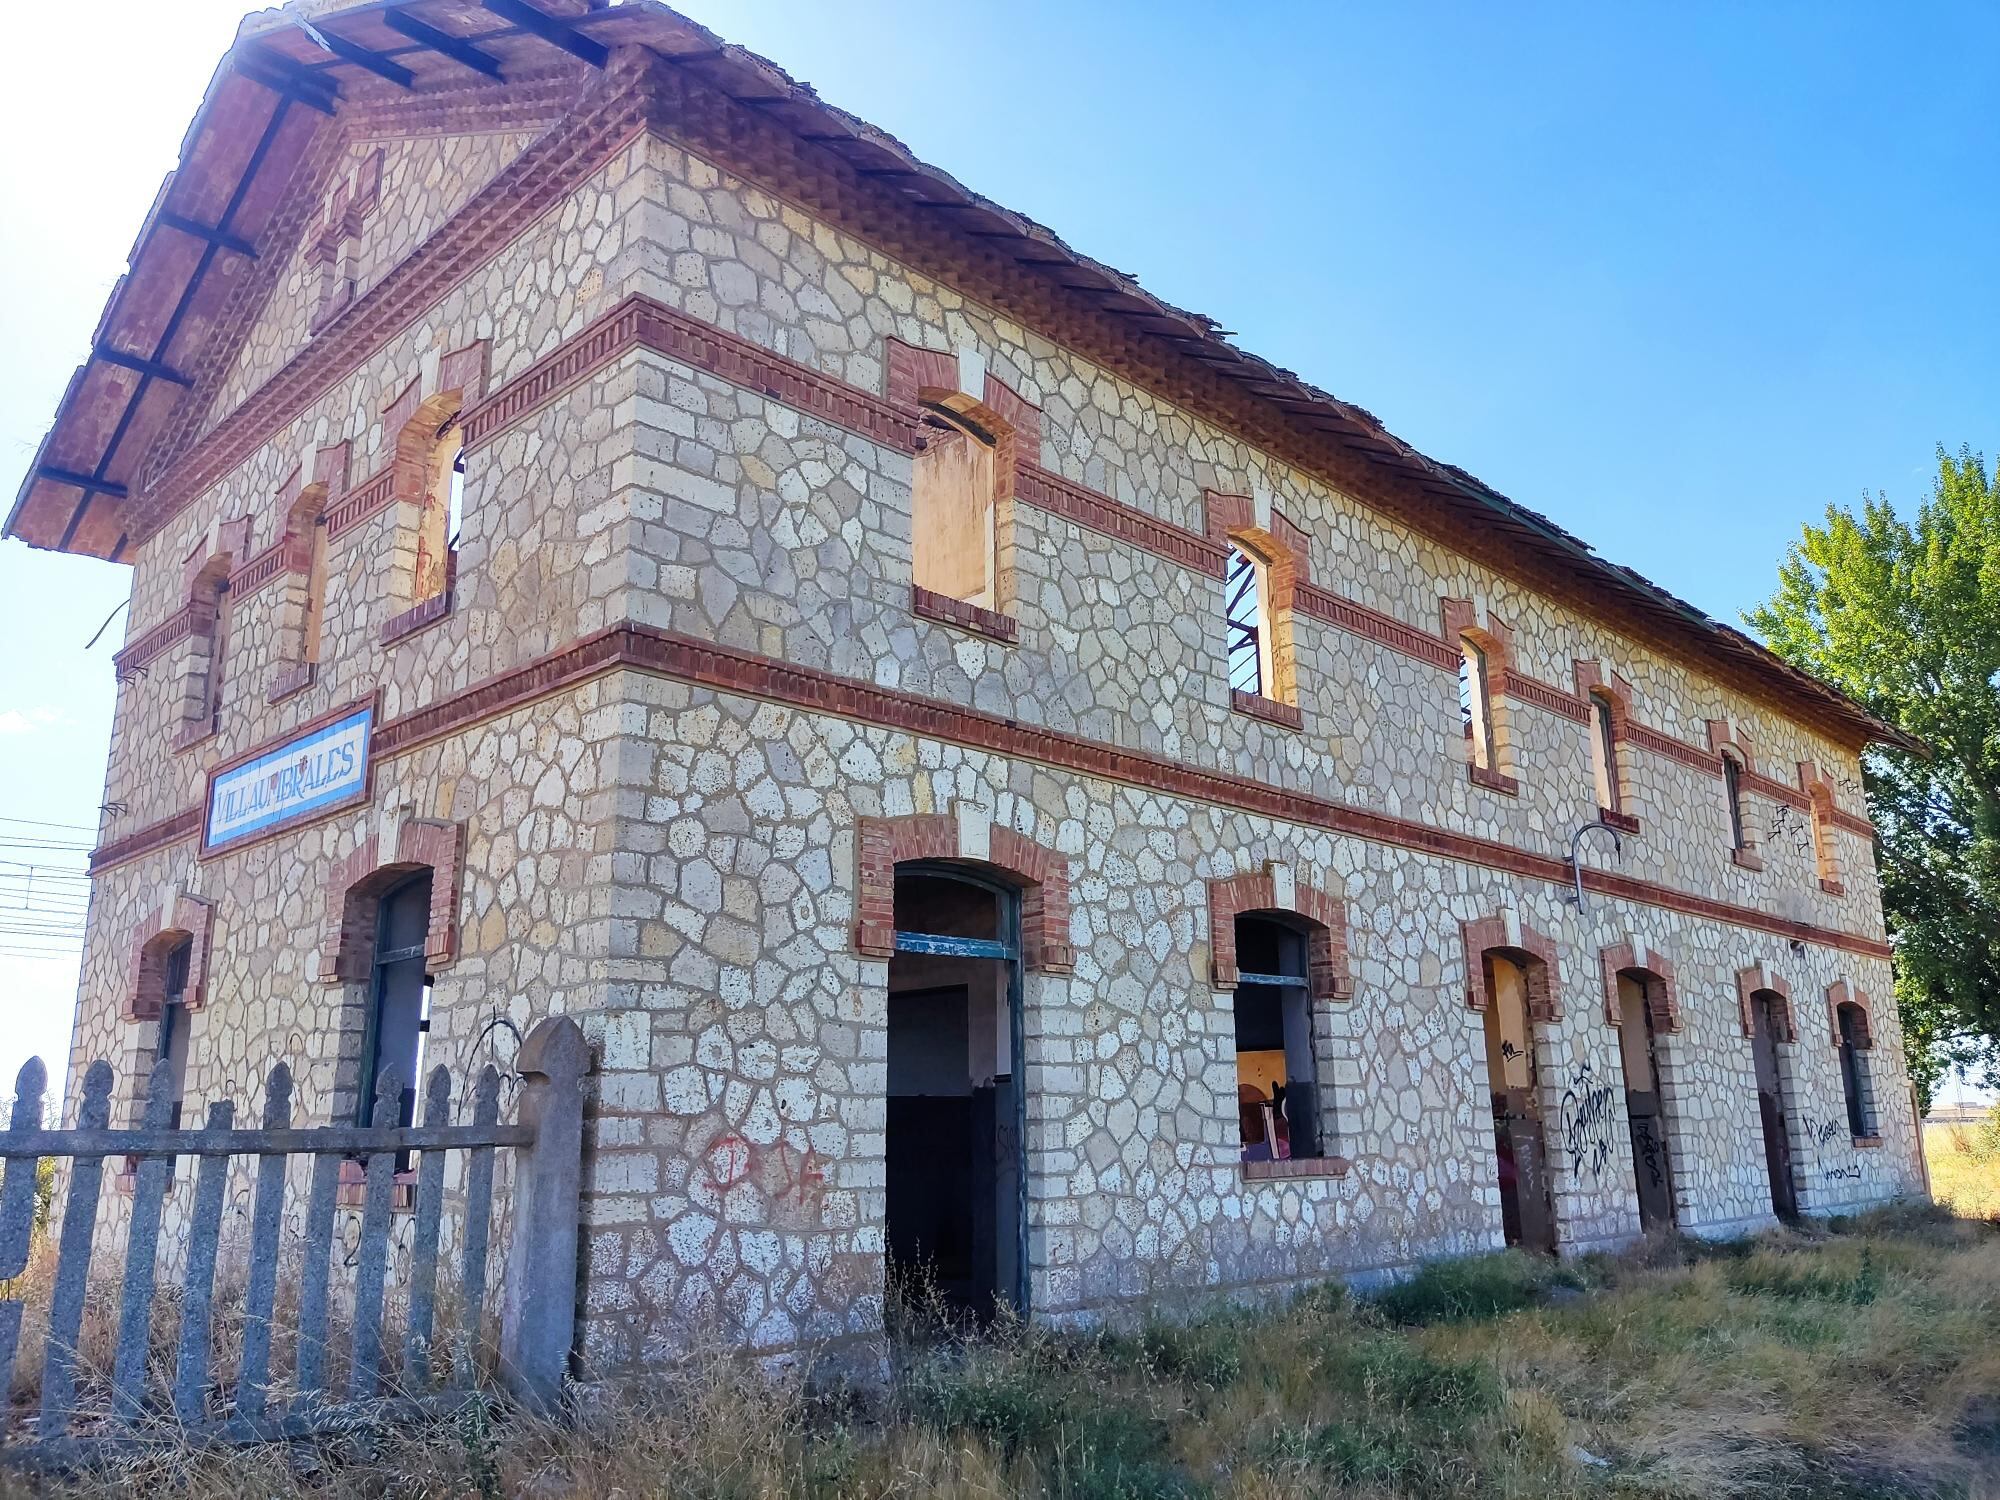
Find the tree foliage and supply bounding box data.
[1748,445,2000,1107]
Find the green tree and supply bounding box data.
[1748,445,2000,1109]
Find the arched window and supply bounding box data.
[912,403,999,610]
[361,871,434,1128]
[1225,542,1273,698]
[154,936,194,1130]
[414,418,464,607]
[1231,914,1324,1161]
[1460,635,1496,772]
[1721,749,1748,851]
[1835,1001,1875,1139]
[1588,689,1623,815]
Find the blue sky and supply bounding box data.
[1,1,1994,1101]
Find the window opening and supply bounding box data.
[1461,636,1495,771]
[1233,915,1321,1161]
[361,872,432,1129]
[1225,545,1270,697]
[1837,1004,1872,1138]
[1590,691,1622,813]
[1722,750,1747,850]
[911,405,999,609]
[155,937,193,1130]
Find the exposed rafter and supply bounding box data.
[480,0,607,67]
[381,10,506,80]
[93,348,193,388]
[233,47,339,113]
[297,21,417,89]
[155,211,258,260]
[37,467,128,500]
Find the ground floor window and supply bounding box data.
[1232,914,1322,1161]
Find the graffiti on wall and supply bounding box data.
[1559,1060,1620,1182]
[1629,1115,1668,1192]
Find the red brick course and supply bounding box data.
[1462,913,1561,1021]
[1736,963,1795,1041]
[318,817,464,982]
[1598,942,1681,1033]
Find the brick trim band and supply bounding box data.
[90,622,1895,961]
[853,812,1074,972]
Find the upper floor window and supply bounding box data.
[414,418,464,606]
[1225,543,1273,698]
[1232,915,1324,1161]
[1722,749,1748,850]
[912,404,998,610]
[1460,636,1496,772]
[1589,689,1623,814]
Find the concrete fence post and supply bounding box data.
[499,1015,592,1412]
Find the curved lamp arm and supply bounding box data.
[1562,819,1624,916]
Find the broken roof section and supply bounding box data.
[3,0,1911,752]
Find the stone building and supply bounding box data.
[8,0,1926,1367]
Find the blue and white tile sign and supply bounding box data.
[204,706,372,852]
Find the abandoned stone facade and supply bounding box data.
[10,1,1923,1368]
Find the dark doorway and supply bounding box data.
[1614,973,1677,1230]
[885,865,1023,1322]
[1483,952,1557,1253]
[1749,990,1799,1221]
[1231,915,1322,1161]
[362,872,433,1128]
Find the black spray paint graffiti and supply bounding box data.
[1802,1115,1845,1150]
[1559,1060,1621,1183]
[1823,1163,1862,1182]
[1629,1115,1668,1191]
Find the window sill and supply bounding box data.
[267,661,317,704]
[1241,1156,1351,1182]
[381,590,453,647]
[1598,807,1641,836]
[1467,764,1520,797]
[1730,845,1765,871]
[1229,689,1303,731]
[1852,1135,1883,1149]
[1819,878,1846,897]
[910,584,1018,644]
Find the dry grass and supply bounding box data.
[5,1203,1998,1499]
[1925,1110,2000,1221]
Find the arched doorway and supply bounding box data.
[1742,975,1800,1221]
[1482,951,1557,1253]
[884,862,1025,1321]
[360,870,434,1130]
[1612,970,1677,1230]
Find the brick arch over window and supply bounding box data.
[1736,963,1795,1041]
[379,342,488,632]
[1825,979,1874,1050]
[1798,761,1846,895]
[1441,598,1519,794]
[1598,940,1680,1032]
[170,515,253,751]
[124,893,215,1022]
[1462,911,1561,1021]
[1206,863,1352,1001]
[1573,658,1639,828]
[1205,490,1310,717]
[318,818,465,982]
[854,810,1073,973]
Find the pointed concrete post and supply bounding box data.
[499,1015,591,1412]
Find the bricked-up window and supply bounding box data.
[1722,749,1749,851]
[1589,690,1623,815]
[1460,636,1496,771]
[1232,915,1323,1161]
[912,404,999,610]
[155,937,193,1130]
[1836,1001,1875,1138]
[414,419,464,606]
[1225,544,1273,697]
